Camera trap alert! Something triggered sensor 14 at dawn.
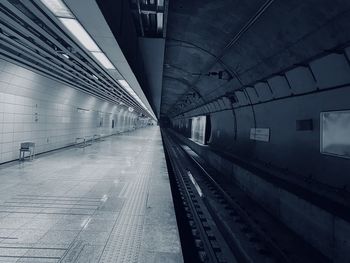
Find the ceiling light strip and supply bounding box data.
[20,1,124,95]
[0,6,146,114]
[58,18,101,52]
[118,80,156,118]
[25,9,147,116]
[0,3,110,89]
[41,0,115,70]
[39,0,155,118]
[40,0,73,18]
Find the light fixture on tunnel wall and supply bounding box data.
[40,0,116,70]
[128,107,134,112]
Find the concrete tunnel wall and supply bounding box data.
[0,58,146,164]
[168,42,350,261]
[171,50,350,189]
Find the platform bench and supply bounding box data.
[19,142,35,161]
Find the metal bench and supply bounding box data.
[19,142,35,161]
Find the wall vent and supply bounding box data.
[296,119,313,131]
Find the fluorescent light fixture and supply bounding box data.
[59,18,101,52]
[42,0,116,69]
[117,79,128,87]
[40,0,73,18]
[118,80,136,96]
[118,79,156,119]
[61,53,69,59]
[91,52,115,69]
[41,0,156,119]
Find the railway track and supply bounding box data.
[162,130,329,263]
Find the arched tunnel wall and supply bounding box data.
[168,48,350,260]
[208,86,350,188]
[164,0,350,193]
[0,58,147,164]
[171,51,350,189]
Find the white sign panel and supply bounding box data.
[250,128,270,142]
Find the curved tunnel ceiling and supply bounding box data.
[161,0,350,118]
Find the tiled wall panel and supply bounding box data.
[0,59,138,163]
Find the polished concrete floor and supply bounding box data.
[0,127,182,262]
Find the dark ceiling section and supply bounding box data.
[96,0,153,111]
[129,0,166,38]
[161,0,267,117]
[96,0,139,69]
[161,0,350,118]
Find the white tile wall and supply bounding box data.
[0,59,140,163]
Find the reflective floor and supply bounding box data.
[0,127,182,262]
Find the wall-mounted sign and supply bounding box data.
[250,128,270,142]
[77,107,90,113]
[321,110,350,159]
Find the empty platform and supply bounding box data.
[0,127,183,262]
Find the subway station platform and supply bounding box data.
[0,127,182,262]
